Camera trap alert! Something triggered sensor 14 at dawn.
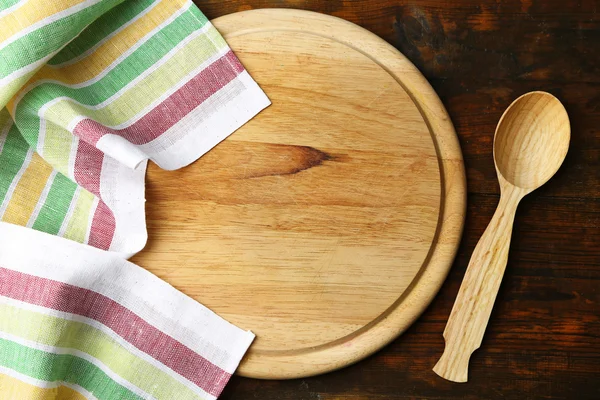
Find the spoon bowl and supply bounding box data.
[494,91,570,190]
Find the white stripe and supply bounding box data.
[0,364,61,389]
[66,114,86,132]
[0,54,49,91]
[0,147,33,218]
[50,0,162,68]
[36,111,47,155]
[0,330,154,399]
[0,0,28,18]
[26,170,56,228]
[63,383,98,400]
[0,117,13,155]
[57,185,80,237]
[11,0,193,113]
[0,0,104,53]
[0,295,212,400]
[0,365,97,399]
[83,196,99,245]
[0,221,255,374]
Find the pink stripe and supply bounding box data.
[74,51,245,146]
[0,267,231,396]
[87,200,115,251]
[73,140,103,197]
[73,140,116,250]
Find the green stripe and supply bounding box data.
[0,0,21,12]
[0,0,124,78]
[0,338,142,400]
[0,304,202,399]
[32,172,77,235]
[14,9,205,146]
[189,2,208,22]
[49,0,157,66]
[0,125,29,205]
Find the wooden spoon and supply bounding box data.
[433,91,570,382]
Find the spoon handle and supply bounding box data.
[433,184,526,382]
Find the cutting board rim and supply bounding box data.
[208,8,466,379]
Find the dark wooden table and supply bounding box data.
[199,1,600,398]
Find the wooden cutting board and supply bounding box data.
[131,9,466,379]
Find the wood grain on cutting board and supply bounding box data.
[131,9,466,379]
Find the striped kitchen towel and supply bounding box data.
[0,223,255,399]
[0,0,269,398]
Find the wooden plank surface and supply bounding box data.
[195,1,599,399]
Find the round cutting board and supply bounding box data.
[131,9,466,379]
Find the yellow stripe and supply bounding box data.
[0,373,87,400]
[2,152,53,226]
[0,0,88,43]
[8,0,185,109]
[63,188,95,242]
